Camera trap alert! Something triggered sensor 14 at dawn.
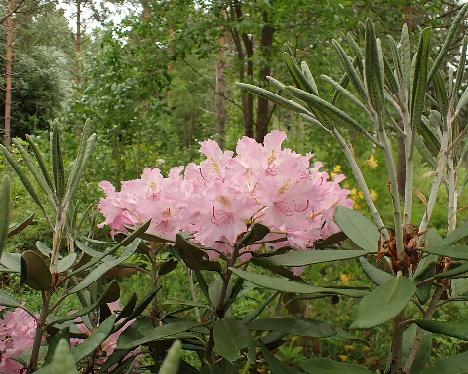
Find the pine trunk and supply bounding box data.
[215,12,226,149]
[4,0,13,147]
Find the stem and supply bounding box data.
[389,313,405,374]
[147,248,160,324]
[333,129,389,241]
[29,291,50,371]
[403,286,445,373]
[402,104,413,226]
[447,157,457,233]
[374,113,404,256]
[188,269,201,322]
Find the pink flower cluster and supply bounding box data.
[0,307,37,373]
[98,131,352,258]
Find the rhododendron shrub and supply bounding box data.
[98,130,352,258]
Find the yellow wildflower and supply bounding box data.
[364,155,378,169]
[370,189,378,201]
[338,355,349,362]
[340,273,350,285]
[331,165,342,180]
[344,345,355,352]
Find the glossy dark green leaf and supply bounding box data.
[411,28,431,130]
[57,252,77,273]
[422,245,468,260]
[421,351,468,374]
[8,213,34,238]
[247,318,336,338]
[118,293,138,320]
[416,319,468,340]
[116,321,198,350]
[299,358,373,373]
[158,258,178,276]
[351,276,416,329]
[0,289,20,308]
[21,250,52,290]
[213,318,254,362]
[255,249,371,267]
[334,207,380,252]
[0,175,10,256]
[359,257,392,285]
[68,240,139,295]
[238,223,270,248]
[259,341,300,374]
[130,287,160,318]
[444,221,468,245]
[72,314,116,362]
[230,268,368,297]
[100,280,120,304]
[175,233,221,273]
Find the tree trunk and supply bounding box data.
[75,0,81,85]
[142,0,150,20]
[4,0,13,147]
[215,10,226,149]
[255,12,274,142]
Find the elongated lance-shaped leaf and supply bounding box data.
[51,124,65,203]
[386,35,404,91]
[332,73,350,105]
[455,84,468,118]
[286,86,378,145]
[400,24,411,91]
[453,37,467,99]
[298,113,332,133]
[0,175,10,256]
[237,83,311,116]
[321,75,369,113]
[64,134,97,210]
[365,20,384,112]
[346,33,364,71]
[0,145,46,215]
[415,135,437,169]
[8,213,34,238]
[383,55,399,96]
[420,116,441,156]
[65,121,92,200]
[332,40,368,102]
[266,76,285,91]
[12,139,56,208]
[283,52,317,94]
[300,61,318,94]
[25,134,54,193]
[433,67,449,117]
[159,340,182,374]
[411,28,432,131]
[428,3,468,83]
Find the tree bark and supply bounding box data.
[255,11,274,142]
[215,10,226,149]
[4,0,14,147]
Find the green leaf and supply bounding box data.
[333,206,380,252]
[321,75,368,112]
[364,20,384,112]
[259,341,300,374]
[229,268,368,297]
[351,276,416,329]
[68,240,139,295]
[118,293,138,320]
[400,24,411,90]
[34,339,78,374]
[238,223,270,248]
[130,287,160,318]
[8,213,34,238]
[21,250,52,290]
[411,28,431,130]
[415,319,468,340]
[159,340,182,374]
[0,175,10,256]
[402,325,432,374]
[444,221,468,245]
[72,314,116,363]
[36,241,52,257]
[247,318,337,338]
[213,318,254,363]
[299,358,373,373]
[175,233,221,273]
[44,328,70,366]
[237,83,310,116]
[433,68,449,117]
[158,258,178,276]
[57,252,77,273]
[332,40,368,101]
[0,289,20,308]
[286,86,375,144]
[254,249,371,267]
[421,351,468,374]
[1,145,46,214]
[0,252,21,272]
[453,37,467,99]
[283,52,317,94]
[433,261,468,280]
[358,257,392,285]
[116,321,198,350]
[427,3,468,83]
[422,245,468,260]
[51,124,65,202]
[25,134,54,193]
[100,280,120,304]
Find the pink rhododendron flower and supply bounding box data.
[0,307,38,373]
[98,131,352,256]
